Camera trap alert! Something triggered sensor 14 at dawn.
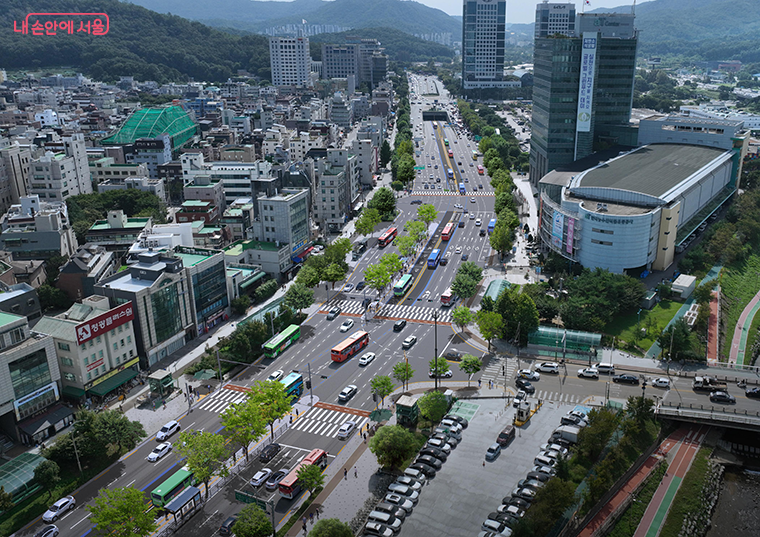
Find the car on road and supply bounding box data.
[34,526,60,537]
[410,199,423,205]
[485,443,502,461]
[356,281,366,291]
[470,213,476,220]
[440,257,449,265]
[338,385,357,401]
[267,369,284,382]
[479,184,484,189]
[42,496,76,523]
[250,468,272,487]
[462,254,469,261]
[471,197,476,203]
[513,389,527,407]
[613,374,640,385]
[219,515,238,535]
[515,378,535,393]
[340,319,354,332]
[359,352,376,366]
[337,420,357,439]
[402,335,417,349]
[651,377,670,388]
[480,228,487,236]
[326,306,342,320]
[535,362,560,374]
[475,218,482,226]
[455,246,462,254]
[747,387,760,398]
[147,442,172,462]
[577,367,599,379]
[420,446,448,461]
[518,369,540,381]
[455,203,463,209]
[416,454,443,470]
[265,468,288,490]
[156,420,180,441]
[710,391,736,404]
[429,368,453,378]
[343,283,354,292]
[393,319,407,331]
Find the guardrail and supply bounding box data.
[656,402,760,429]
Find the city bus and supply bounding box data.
[447,168,454,179]
[444,138,449,146]
[448,149,454,158]
[488,219,497,234]
[378,227,398,247]
[459,183,466,194]
[262,324,301,359]
[477,165,485,175]
[394,274,413,296]
[427,249,442,268]
[441,288,456,307]
[279,448,329,499]
[472,150,478,161]
[151,468,195,508]
[279,372,304,402]
[331,331,370,363]
[441,223,455,241]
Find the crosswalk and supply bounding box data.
[411,190,494,196]
[322,299,453,324]
[290,406,369,439]
[197,388,248,414]
[480,355,517,385]
[479,358,586,405]
[532,390,585,405]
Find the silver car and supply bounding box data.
[42,496,75,523]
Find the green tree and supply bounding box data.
[477,310,504,351]
[496,288,540,346]
[94,410,147,456]
[364,264,392,294]
[0,486,13,512]
[231,295,251,315]
[458,261,483,283]
[324,263,347,289]
[395,234,417,259]
[380,140,392,168]
[451,272,478,299]
[459,355,481,386]
[251,380,292,439]
[494,191,515,215]
[429,357,451,380]
[417,204,438,226]
[489,222,515,259]
[418,390,449,423]
[221,397,266,462]
[330,237,353,260]
[517,479,577,536]
[392,361,415,392]
[87,487,157,537]
[626,395,655,425]
[355,208,381,237]
[296,463,325,496]
[370,375,395,407]
[692,280,716,305]
[232,504,272,537]
[296,265,321,289]
[657,318,696,361]
[404,220,427,243]
[33,459,60,500]
[283,283,314,314]
[174,431,229,499]
[391,180,405,191]
[368,187,396,218]
[451,306,474,334]
[380,253,403,276]
[38,284,73,311]
[368,425,419,469]
[309,518,353,537]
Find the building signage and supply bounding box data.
[87,357,140,389]
[76,302,134,345]
[86,358,104,372]
[576,32,598,133]
[566,218,575,255]
[291,238,307,253]
[552,211,564,249]
[584,214,634,225]
[14,382,59,421]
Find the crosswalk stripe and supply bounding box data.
[324,423,341,438]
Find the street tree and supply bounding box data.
[33,459,60,499]
[418,390,449,423]
[380,140,392,168]
[451,306,474,334]
[397,157,415,185]
[370,375,395,407]
[395,234,416,259]
[324,263,347,289]
[380,252,403,276]
[231,295,251,315]
[496,288,539,346]
[0,486,13,512]
[232,504,272,537]
[429,357,451,379]
[364,263,392,294]
[329,238,353,261]
[296,463,325,496]
[458,261,483,283]
[251,380,293,439]
[391,180,405,191]
[489,222,514,259]
[626,395,655,425]
[94,410,146,457]
[174,431,229,499]
[458,355,481,386]
[451,272,478,299]
[296,265,321,289]
[355,208,381,237]
[368,425,419,469]
[309,518,353,537]
[368,187,396,218]
[477,310,504,351]
[87,487,157,537]
[221,397,267,462]
[693,280,717,305]
[404,220,427,243]
[494,191,516,215]
[392,361,415,392]
[417,204,438,226]
[284,283,314,314]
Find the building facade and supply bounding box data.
[173,247,230,335]
[462,0,508,89]
[534,1,576,39]
[29,134,93,202]
[0,196,78,261]
[269,37,312,87]
[0,140,32,215]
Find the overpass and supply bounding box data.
[655,400,760,432]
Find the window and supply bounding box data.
[121,339,125,347]
[96,336,101,343]
[98,350,104,358]
[118,325,123,333]
[61,357,74,367]
[87,372,92,380]
[127,335,132,344]
[57,342,70,351]
[84,356,89,365]
[113,342,118,350]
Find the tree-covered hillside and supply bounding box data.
[309,28,454,63]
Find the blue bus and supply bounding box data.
[459,183,466,194]
[427,249,442,268]
[488,219,497,233]
[279,372,304,403]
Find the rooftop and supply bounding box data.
[174,252,212,267]
[224,240,281,255]
[0,311,25,329]
[89,218,151,231]
[100,105,198,148]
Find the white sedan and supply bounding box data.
[359,352,376,366]
[267,370,284,382]
[517,369,540,381]
[147,442,172,462]
[340,319,354,332]
[577,368,599,379]
[651,377,670,388]
[337,420,357,439]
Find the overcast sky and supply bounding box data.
[412,1,637,24]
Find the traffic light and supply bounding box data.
[372,392,377,402]
[305,379,311,389]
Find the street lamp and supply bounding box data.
[433,310,439,391]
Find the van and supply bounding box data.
[367,511,402,532]
[595,363,615,375]
[497,425,516,446]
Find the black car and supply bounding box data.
[416,454,443,470]
[526,471,551,483]
[516,378,535,394]
[411,199,423,205]
[440,257,449,265]
[746,387,760,398]
[709,391,736,404]
[462,254,469,261]
[259,443,281,463]
[419,447,448,461]
[393,319,407,331]
[505,497,531,510]
[409,462,437,478]
[219,515,238,536]
[326,307,341,320]
[444,414,469,428]
[479,229,486,236]
[356,281,366,291]
[613,374,640,385]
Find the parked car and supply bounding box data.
[386,484,419,503]
[42,496,76,523]
[375,502,408,520]
[577,368,599,379]
[409,461,437,477]
[363,521,395,537]
[432,432,458,447]
[337,420,356,439]
[526,471,552,483]
[613,374,640,385]
[710,391,736,404]
[338,385,357,402]
[395,475,424,491]
[415,454,443,470]
[340,319,354,332]
[561,414,588,427]
[420,446,448,461]
[497,425,516,446]
[326,306,341,320]
[444,414,469,428]
[426,436,452,453]
[250,468,272,487]
[485,443,502,461]
[147,442,172,462]
[511,487,537,501]
[156,420,180,441]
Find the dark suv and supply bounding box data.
[326,307,341,320]
[393,319,407,331]
[259,443,281,463]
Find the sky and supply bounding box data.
[406,1,636,24]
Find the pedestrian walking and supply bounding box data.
[296,408,299,417]
[162,401,167,410]
[309,512,314,524]
[478,379,482,388]
[344,467,348,479]
[302,516,307,526]
[354,466,358,478]
[289,415,293,424]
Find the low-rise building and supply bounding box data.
[0,196,78,261]
[0,283,42,322]
[175,200,219,225]
[0,254,47,289]
[89,157,149,184]
[183,176,226,212]
[220,199,255,242]
[223,240,292,282]
[57,245,118,302]
[172,247,230,334]
[97,176,167,203]
[28,134,92,202]
[84,210,152,253]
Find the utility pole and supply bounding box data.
[433,311,439,391]
[71,435,82,474]
[307,362,314,404]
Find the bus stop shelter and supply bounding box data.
[164,486,203,528]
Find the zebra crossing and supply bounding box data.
[322,299,453,324]
[197,388,249,414]
[411,190,494,196]
[480,355,517,385]
[290,406,369,439]
[532,390,585,405]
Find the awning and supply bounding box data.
[240,271,266,290]
[301,246,314,256]
[62,385,85,399]
[291,255,303,263]
[18,404,75,436]
[87,368,139,397]
[165,486,202,513]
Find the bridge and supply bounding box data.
[655,400,760,432]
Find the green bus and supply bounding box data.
[151,468,195,508]
[444,138,449,146]
[394,274,414,296]
[262,324,301,359]
[279,372,304,403]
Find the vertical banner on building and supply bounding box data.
[566,218,575,255]
[552,211,564,249]
[576,32,598,133]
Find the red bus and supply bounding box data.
[477,165,484,175]
[279,448,328,499]
[441,223,455,241]
[378,227,397,247]
[448,149,454,158]
[441,288,456,307]
[331,331,370,362]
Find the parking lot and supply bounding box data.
[397,397,581,537]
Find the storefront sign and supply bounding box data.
[76,302,134,345]
[14,382,59,421]
[566,218,575,255]
[86,358,104,372]
[584,214,634,225]
[576,32,598,133]
[552,212,564,250]
[87,357,140,389]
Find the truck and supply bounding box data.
[692,376,727,392]
[551,425,581,444]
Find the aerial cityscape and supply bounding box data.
[0,1,759,537]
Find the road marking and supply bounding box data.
[70,514,89,529]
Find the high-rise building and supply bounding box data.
[534,1,576,39]
[29,133,92,201]
[529,7,638,185]
[269,36,312,87]
[321,40,387,88]
[462,0,508,90]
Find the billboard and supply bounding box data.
[76,302,134,345]
[566,218,575,255]
[576,32,598,133]
[552,211,564,250]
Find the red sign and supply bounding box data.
[13,13,110,36]
[86,358,104,372]
[76,303,134,345]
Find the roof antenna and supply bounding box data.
[632,0,637,15]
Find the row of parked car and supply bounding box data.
[363,414,468,537]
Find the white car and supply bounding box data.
[470,197,476,203]
[470,213,476,220]
[517,369,540,381]
[535,362,560,374]
[340,319,354,332]
[455,246,462,254]
[267,370,284,382]
[337,420,356,439]
[513,389,527,407]
[338,384,357,401]
[156,420,180,441]
[577,367,599,379]
[475,218,482,226]
[359,352,376,366]
[426,437,451,454]
[651,377,670,388]
[42,496,76,523]
[147,442,172,462]
[250,468,272,487]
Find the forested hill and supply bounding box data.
[309,28,454,63]
[0,0,271,83]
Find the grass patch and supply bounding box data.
[604,300,682,354]
[608,461,668,537]
[745,309,760,365]
[658,446,712,537]
[720,255,760,359]
[276,485,323,537]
